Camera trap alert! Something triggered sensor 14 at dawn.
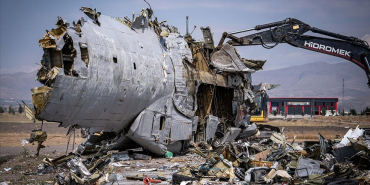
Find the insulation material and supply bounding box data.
[336,126,365,148]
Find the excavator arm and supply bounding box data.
[217,18,370,87]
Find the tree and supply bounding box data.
[349,108,357,116]
[0,106,4,113]
[321,108,326,116]
[8,105,12,114]
[273,110,277,116]
[361,107,370,115]
[330,108,335,116]
[18,104,23,114]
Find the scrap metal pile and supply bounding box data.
[35,126,370,184]
[38,152,114,184]
[172,126,370,184]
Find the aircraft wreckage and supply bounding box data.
[29,5,370,157]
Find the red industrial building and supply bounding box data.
[269,97,338,115]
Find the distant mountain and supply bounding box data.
[0,71,41,100]
[253,62,370,112]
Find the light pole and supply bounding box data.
[311,94,315,119]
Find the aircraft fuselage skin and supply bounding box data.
[40,15,174,132]
[33,8,264,155]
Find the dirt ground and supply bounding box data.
[0,122,84,155]
[0,120,84,184]
[268,116,370,140]
[0,114,369,184]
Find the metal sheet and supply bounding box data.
[318,133,327,154]
[296,158,325,177]
[171,122,192,141]
[206,115,219,141]
[211,43,254,72]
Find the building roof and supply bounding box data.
[269,97,338,102]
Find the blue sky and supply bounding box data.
[1,0,369,74]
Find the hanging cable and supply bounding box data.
[40,120,44,131]
[65,132,71,154]
[72,128,76,151]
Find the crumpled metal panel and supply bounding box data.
[67,157,91,176]
[235,104,248,127]
[237,123,257,139]
[201,26,215,49]
[206,115,219,141]
[171,122,192,141]
[211,43,254,72]
[55,35,66,50]
[192,116,198,132]
[296,158,325,177]
[228,75,244,87]
[126,93,193,154]
[318,133,327,154]
[164,33,196,118]
[127,96,173,155]
[245,167,269,182]
[244,88,255,104]
[131,9,149,29]
[170,107,194,142]
[220,127,241,144]
[333,146,358,163]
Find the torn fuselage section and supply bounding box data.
[38,18,80,82]
[33,17,86,119]
[188,37,264,148]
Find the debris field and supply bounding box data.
[1,122,369,185]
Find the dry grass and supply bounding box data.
[285,130,343,141]
[266,116,370,141]
[0,113,43,123]
[317,115,370,123]
[268,116,370,128]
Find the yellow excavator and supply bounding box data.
[250,83,279,122]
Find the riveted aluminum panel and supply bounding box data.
[171,122,192,141]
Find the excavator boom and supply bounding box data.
[218,18,370,87]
